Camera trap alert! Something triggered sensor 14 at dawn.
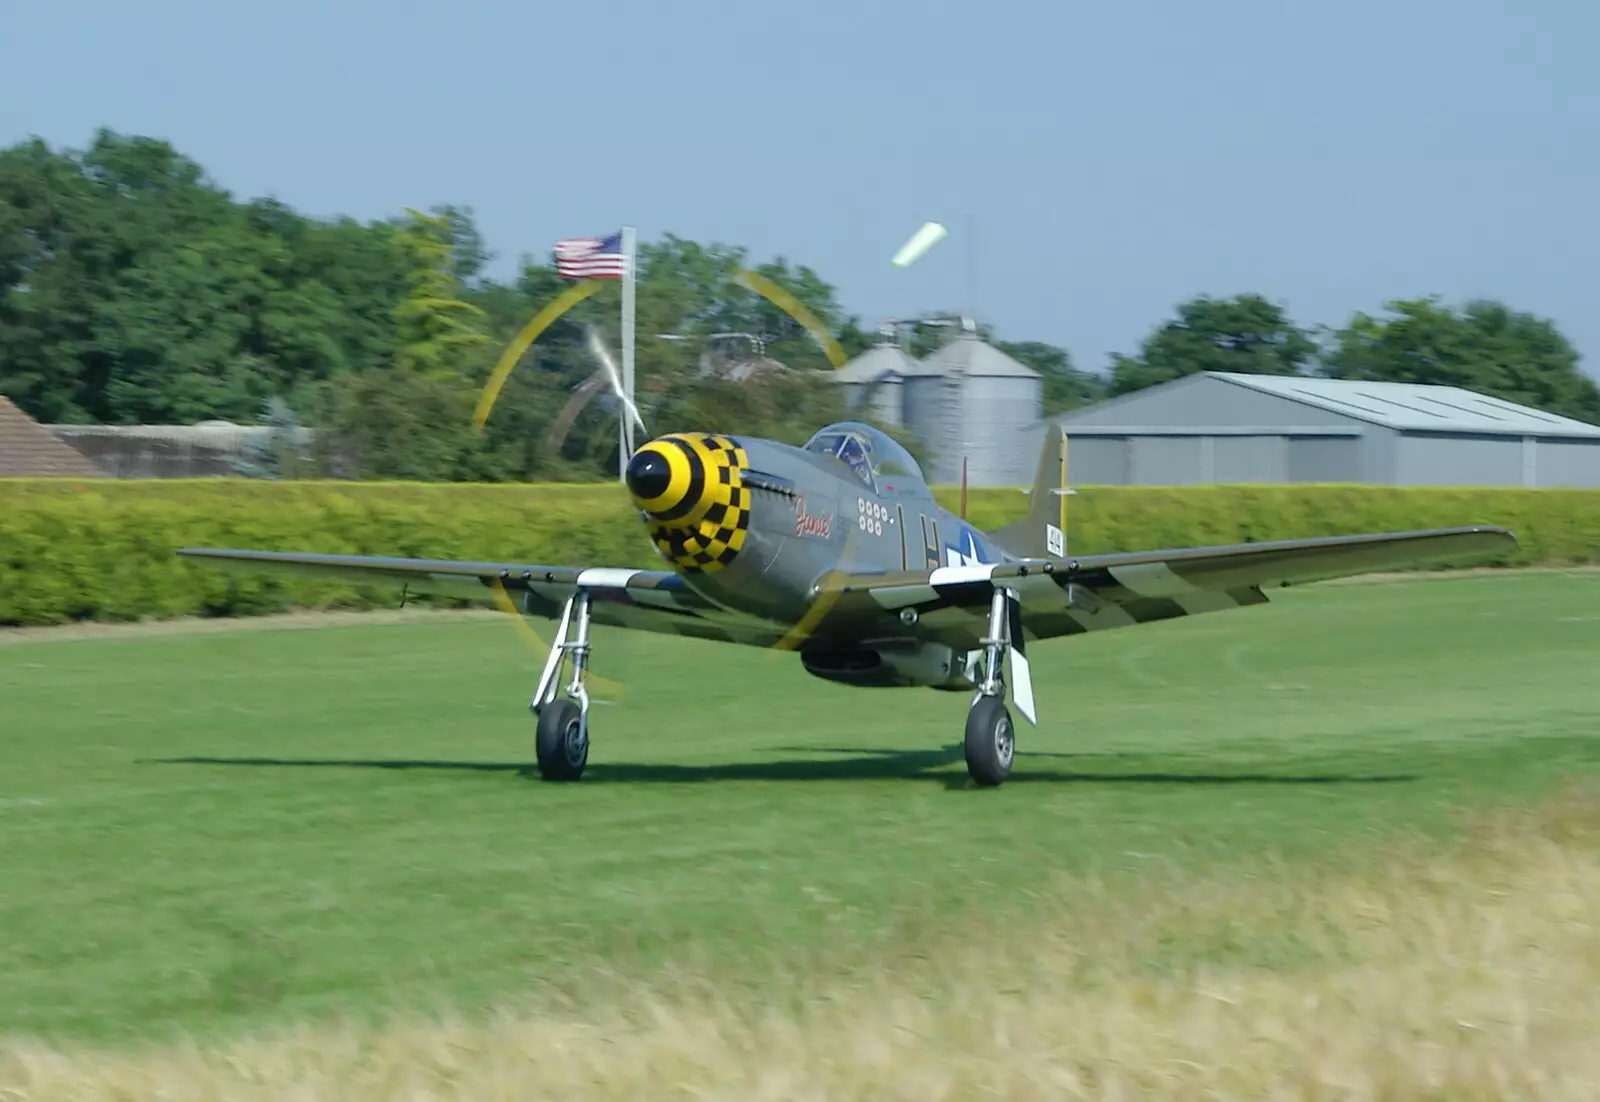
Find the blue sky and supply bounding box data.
[3,0,1597,378]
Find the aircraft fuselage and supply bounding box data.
[624,426,1015,689]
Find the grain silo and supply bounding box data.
[902,321,1042,486]
[831,330,921,427]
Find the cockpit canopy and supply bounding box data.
[801,421,924,490]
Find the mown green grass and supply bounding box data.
[1,571,1595,1045]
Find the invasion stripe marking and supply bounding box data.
[918,606,988,630]
[868,585,940,610]
[1067,603,1139,630]
[1232,586,1271,607]
[1121,597,1191,624]
[626,588,688,609]
[929,564,997,588]
[577,567,639,588]
[1107,562,1204,597]
[1171,589,1245,615]
[1007,573,1072,610]
[1023,612,1087,638]
[526,579,576,601]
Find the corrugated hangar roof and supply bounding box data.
[919,332,1040,379]
[1211,372,1600,438]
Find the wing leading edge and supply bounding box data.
[816,525,1517,649]
[180,525,1515,654]
[175,548,788,647]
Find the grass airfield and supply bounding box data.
[1,569,1597,1096]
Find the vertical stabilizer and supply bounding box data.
[990,426,1069,559]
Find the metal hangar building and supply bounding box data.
[1026,371,1600,487]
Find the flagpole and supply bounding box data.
[619,224,637,481]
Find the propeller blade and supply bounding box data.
[584,324,648,438]
[474,279,603,432]
[732,269,847,369]
[546,369,610,453]
[770,517,861,652]
[488,577,625,698]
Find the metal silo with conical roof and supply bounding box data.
[830,328,923,427]
[902,321,1042,486]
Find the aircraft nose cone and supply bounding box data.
[625,448,674,507]
[629,433,752,574]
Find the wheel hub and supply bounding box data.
[995,714,1014,765]
[565,717,588,766]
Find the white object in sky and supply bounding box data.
[891,221,948,267]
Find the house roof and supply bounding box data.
[0,396,105,477]
[1210,372,1600,438]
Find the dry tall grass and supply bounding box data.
[5,783,1597,1100]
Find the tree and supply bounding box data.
[313,364,503,481]
[432,204,491,287]
[1319,297,1600,424]
[627,234,862,374]
[232,396,315,479]
[462,234,870,475]
[52,129,1595,480]
[390,207,490,379]
[994,339,1105,416]
[1107,293,1317,396]
[904,314,990,359]
[0,130,413,425]
[308,208,503,479]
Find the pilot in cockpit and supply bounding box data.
[835,434,874,485]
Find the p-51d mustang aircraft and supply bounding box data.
[179,422,1515,787]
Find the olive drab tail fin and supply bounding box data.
[990,425,1070,560]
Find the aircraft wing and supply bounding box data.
[818,526,1517,650]
[176,548,789,647]
[179,525,1515,654]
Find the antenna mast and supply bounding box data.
[965,212,976,332]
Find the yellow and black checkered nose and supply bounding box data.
[626,433,751,574]
[625,438,699,522]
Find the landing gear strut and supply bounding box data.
[530,590,594,781]
[963,587,1027,787]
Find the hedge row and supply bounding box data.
[2,479,1597,627]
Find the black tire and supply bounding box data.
[963,696,1014,787]
[535,699,588,781]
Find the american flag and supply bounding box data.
[555,232,627,279]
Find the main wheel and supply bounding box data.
[535,698,588,781]
[963,696,1014,787]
